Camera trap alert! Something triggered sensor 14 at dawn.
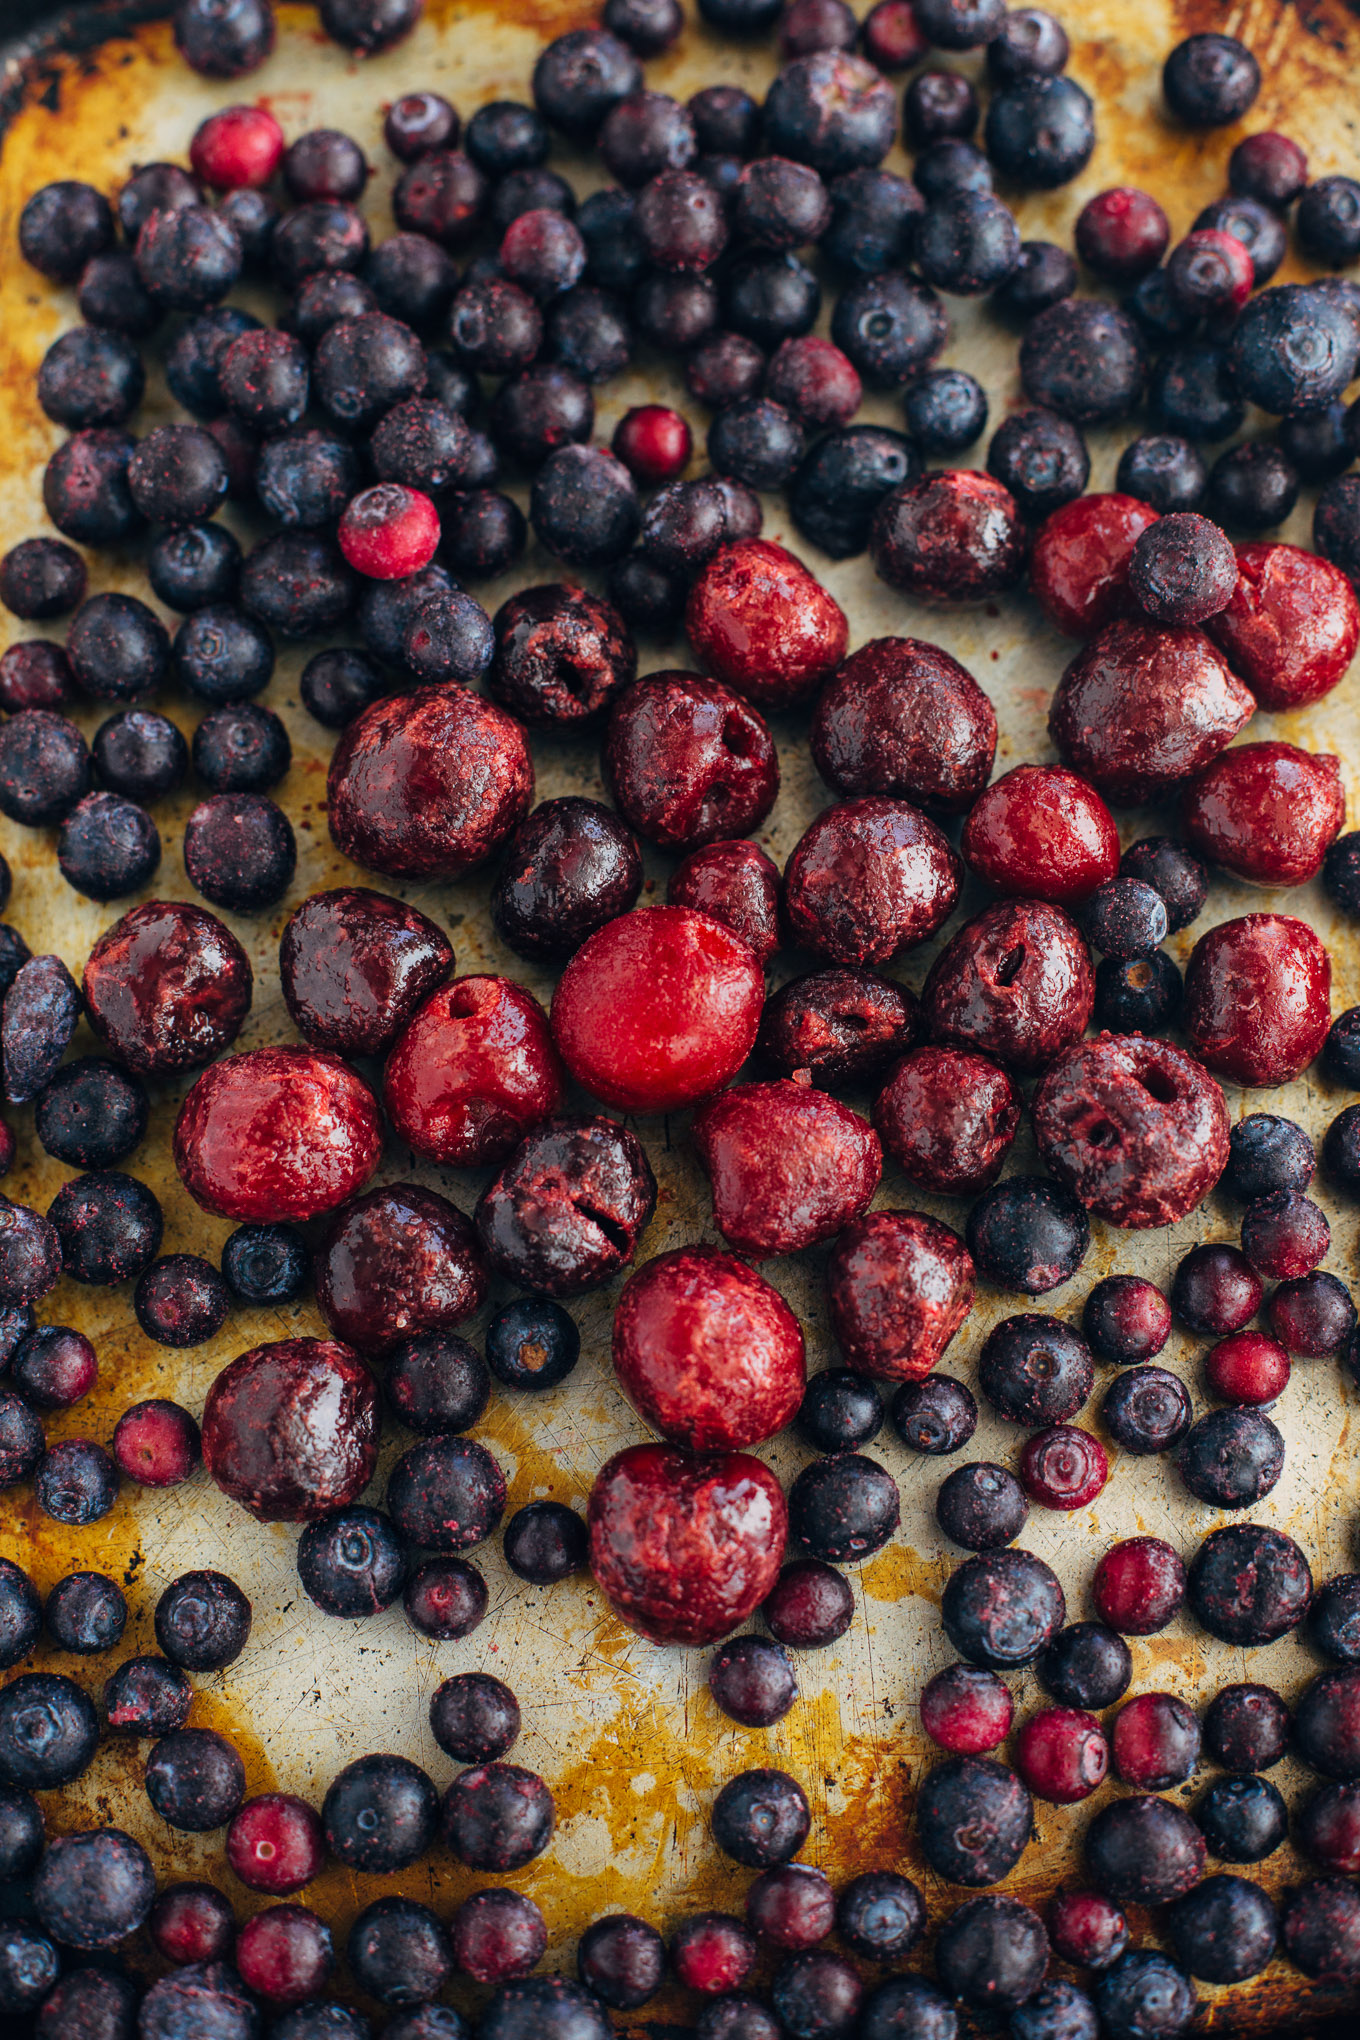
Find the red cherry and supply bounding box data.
[612,405,693,483]
[919,1662,1013,1754]
[174,1047,382,1223]
[961,764,1120,904]
[383,976,564,1168]
[1183,742,1344,889]
[686,539,849,709]
[190,104,286,189]
[1015,1706,1109,1803]
[1205,541,1360,712]
[1184,913,1331,1089]
[1030,493,1159,640]
[339,484,441,580]
[1205,1330,1291,1405]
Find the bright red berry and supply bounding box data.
[190,104,286,190]
[612,405,693,484]
[1015,1705,1109,1804]
[338,484,441,580]
[1204,1330,1291,1405]
[919,1662,1013,1754]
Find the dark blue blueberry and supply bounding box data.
[45,1570,127,1655]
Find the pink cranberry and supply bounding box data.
[1020,1426,1109,1510]
[862,0,929,69]
[670,1914,757,1995]
[746,1865,836,1951]
[873,1046,1021,1197]
[1184,913,1331,1088]
[82,900,252,1076]
[604,672,779,850]
[612,404,692,482]
[1030,492,1159,639]
[1205,1331,1290,1405]
[384,976,564,1167]
[870,468,1026,603]
[552,906,763,1113]
[668,840,781,964]
[174,1047,381,1222]
[1049,619,1255,804]
[686,539,848,708]
[1015,1706,1109,1804]
[825,1210,974,1382]
[767,336,862,429]
[190,105,286,189]
[1205,541,1359,710]
[1074,187,1170,279]
[1183,741,1344,887]
[1046,1889,1128,1971]
[235,1904,333,2005]
[314,1182,487,1354]
[783,796,962,967]
[339,484,441,579]
[961,765,1120,904]
[612,1247,806,1451]
[226,1795,327,1896]
[921,899,1094,1072]
[202,1338,379,1524]
[328,689,533,881]
[1241,1191,1330,1280]
[810,635,997,812]
[149,1883,236,1966]
[919,1663,1013,1754]
[587,1442,787,1646]
[693,1080,881,1256]
[1093,1536,1187,1635]
[1173,1243,1262,1334]
[1111,1692,1201,1790]
[113,1399,201,1487]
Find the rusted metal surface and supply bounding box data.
[2,1,1360,2031]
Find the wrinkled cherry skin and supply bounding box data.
[874,1046,1022,1196]
[202,1338,379,1523]
[82,901,252,1076]
[552,906,763,1114]
[921,899,1094,1073]
[1030,493,1159,639]
[384,976,564,1167]
[1183,742,1345,888]
[870,469,1026,603]
[758,968,918,1087]
[476,1116,657,1297]
[613,1248,806,1451]
[328,688,533,880]
[1049,619,1255,804]
[1206,542,1360,711]
[1032,1032,1230,1228]
[314,1182,488,1354]
[783,796,962,967]
[279,888,453,1058]
[489,584,636,727]
[961,765,1120,904]
[810,637,997,812]
[826,1209,974,1382]
[1185,914,1332,1088]
[587,1442,788,1646]
[686,540,849,709]
[604,671,779,850]
[694,1080,882,1257]
[668,841,781,964]
[174,1047,382,1221]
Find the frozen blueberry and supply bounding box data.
[45,1571,127,1655]
[1037,1622,1132,1711]
[103,1654,192,1736]
[1195,1775,1287,1863]
[966,1176,1090,1295]
[503,1501,588,1584]
[183,794,297,912]
[93,709,188,804]
[57,792,161,902]
[155,1570,252,1671]
[48,1170,163,1285]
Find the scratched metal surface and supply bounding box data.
[2,0,1360,2028]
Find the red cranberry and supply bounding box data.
[1241,1190,1329,1280]
[1093,1536,1187,1635]
[11,1325,96,1409]
[279,887,453,1058]
[235,1904,333,2004]
[783,796,961,967]
[384,977,563,1168]
[810,635,997,812]
[451,1889,547,1985]
[670,1915,757,1995]
[921,898,1094,1072]
[190,106,286,191]
[1021,1426,1109,1510]
[314,1183,487,1355]
[1184,913,1331,1087]
[870,468,1025,603]
[1205,1330,1290,1405]
[1230,129,1308,203]
[961,764,1120,904]
[1029,492,1159,638]
[763,1560,854,1648]
[476,1116,656,1297]
[862,0,929,68]
[613,404,692,482]
[81,900,251,1076]
[1268,1270,1357,1356]
[873,1046,1021,1196]
[693,1080,881,1256]
[149,1883,236,1965]
[613,1248,804,1452]
[919,1664,1013,1754]
[1016,1706,1108,1804]
[825,1210,973,1381]
[328,688,533,880]
[1032,1032,1230,1229]
[1082,1275,1171,1363]
[587,1442,787,1645]
[1074,187,1170,280]
[203,1339,378,1525]
[338,484,441,580]
[1111,1692,1201,1790]
[1172,1242,1262,1334]
[604,671,779,849]
[746,1864,834,1952]
[686,539,848,709]
[226,1795,326,1896]
[1046,1889,1128,1970]
[668,841,780,964]
[174,1047,381,1221]
[1049,619,1254,803]
[1205,541,1359,710]
[1183,741,1344,887]
[112,1399,201,1487]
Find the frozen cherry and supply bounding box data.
[81,900,252,1077]
[873,1046,1021,1198]
[203,1339,378,1523]
[668,841,780,963]
[962,765,1118,904]
[604,671,778,849]
[1030,492,1158,639]
[811,636,997,812]
[280,888,453,1058]
[385,978,562,1170]
[695,1081,880,1256]
[1049,619,1253,804]
[686,540,847,708]
[1183,741,1344,887]
[758,969,917,1087]
[476,1116,656,1297]
[493,799,641,961]
[1185,914,1331,1087]
[175,1047,381,1222]
[921,898,1093,1073]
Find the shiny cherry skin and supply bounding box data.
[825,1210,974,1381]
[758,968,917,1087]
[328,687,533,880]
[384,976,564,1167]
[668,841,781,964]
[921,899,1094,1072]
[1183,742,1345,887]
[1015,1706,1108,1804]
[202,1338,379,1523]
[961,764,1120,904]
[873,1045,1021,1196]
[279,888,453,1057]
[810,636,996,813]
[612,1247,805,1451]
[587,1442,787,1646]
[783,796,962,967]
[1049,620,1254,804]
[81,900,252,1076]
[1185,913,1332,1087]
[604,671,779,850]
[1030,492,1159,639]
[1205,541,1360,710]
[314,1182,487,1354]
[686,539,848,709]
[552,906,763,1114]
[693,1080,881,1256]
[174,1047,382,1221]
[1205,1331,1290,1405]
[476,1116,656,1298]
